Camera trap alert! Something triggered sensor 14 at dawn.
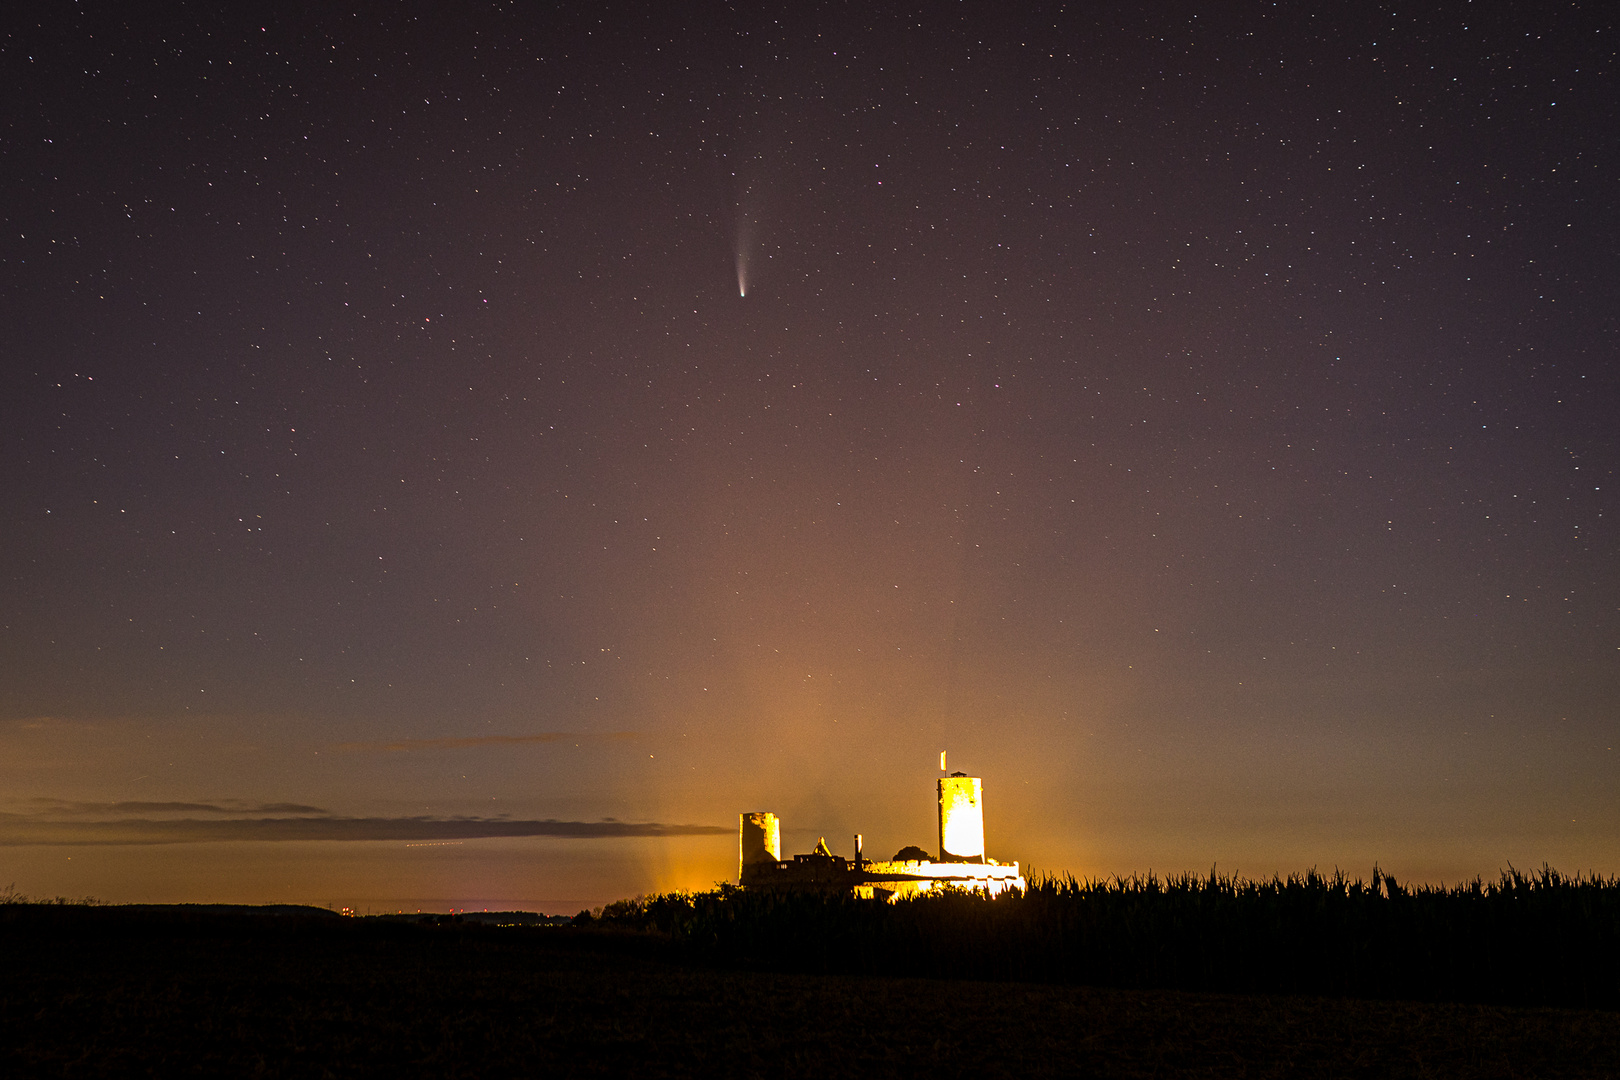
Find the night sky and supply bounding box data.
[3,2,1616,912]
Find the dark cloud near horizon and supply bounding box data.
[18,799,329,817]
[331,733,640,753]
[0,813,731,846]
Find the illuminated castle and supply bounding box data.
[739,769,1025,900]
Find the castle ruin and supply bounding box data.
[739,770,1024,899]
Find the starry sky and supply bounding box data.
[2,2,1616,912]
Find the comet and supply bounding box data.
[735,192,756,298]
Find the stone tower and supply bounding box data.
[739,811,781,879]
[937,774,985,863]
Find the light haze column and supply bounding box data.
[937,775,985,863]
[739,812,780,883]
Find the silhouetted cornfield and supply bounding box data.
[597,867,1620,1008]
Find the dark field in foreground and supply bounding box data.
[4,906,1620,1078]
[601,869,1620,1009]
